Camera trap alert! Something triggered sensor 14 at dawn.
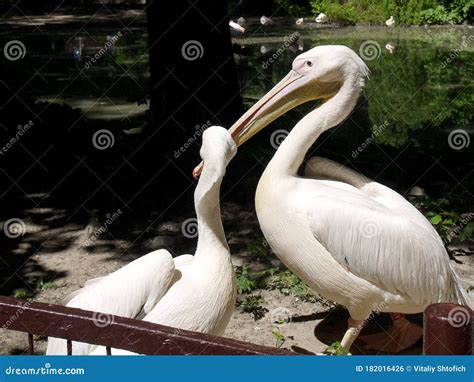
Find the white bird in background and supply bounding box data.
[237,16,246,26]
[195,45,470,353]
[386,16,395,27]
[385,43,396,54]
[229,20,245,36]
[296,18,304,25]
[260,15,273,26]
[48,126,237,355]
[315,12,328,23]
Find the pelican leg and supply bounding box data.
[340,318,364,351]
[361,313,423,353]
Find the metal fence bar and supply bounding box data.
[0,296,294,355]
[423,303,472,355]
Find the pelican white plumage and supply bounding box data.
[194,45,469,353]
[48,126,237,355]
[229,20,245,35]
[386,16,395,27]
[385,42,395,54]
[296,18,304,25]
[315,12,328,23]
[260,15,273,26]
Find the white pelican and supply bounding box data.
[193,46,469,353]
[386,16,395,27]
[315,13,328,23]
[48,126,237,355]
[229,20,245,36]
[385,43,395,54]
[260,15,273,26]
[296,18,304,25]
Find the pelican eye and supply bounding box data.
[306,61,313,67]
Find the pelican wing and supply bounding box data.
[304,158,464,306]
[306,192,464,306]
[46,249,175,355]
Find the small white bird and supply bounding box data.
[237,17,246,26]
[315,12,328,23]
[47,126,238,355]
[296,18,304,25]
[260,15,273,26]
[385,43,395,54]
[386,16,395,27]
[229,20,245,35]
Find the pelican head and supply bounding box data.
[199,126,237,177]
[193,46,368,178]
[230,45,369,145]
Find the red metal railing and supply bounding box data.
[0,296,294,355]
[1,296,471,355]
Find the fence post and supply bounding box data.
[423,303,472,355]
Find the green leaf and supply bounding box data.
[430,215,442,225]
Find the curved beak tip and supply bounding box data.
[193,162,204,179]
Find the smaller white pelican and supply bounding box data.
[315,12,328,23]
[48,126,237,355]
[385,43,395,54]
[260,15,273,26]
[296,18,304,25]
[229,20,245,35]
[386,16,395,27]
[237,17,246,26]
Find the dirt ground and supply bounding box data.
[1,202,472,356]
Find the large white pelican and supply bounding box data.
[48,126,237,355]
[194,46,469,352]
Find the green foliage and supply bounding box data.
[238,295,269,320]
[323,341,350,355]
[13,289,29,299]
[411,197,473,243]
[267,268,318,302]
[271,327,287,348]
[35,278,56,291]
[245,238,270,261]
[277,0,312,16]
[235,265,258,294]
[309,0,473,24]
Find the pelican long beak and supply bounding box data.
[192,69,339,178]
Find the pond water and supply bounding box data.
[1,21,473,197]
